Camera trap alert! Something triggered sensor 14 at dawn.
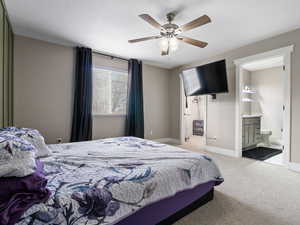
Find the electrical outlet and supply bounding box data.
[57,138,63,144]
[150,130,153,136]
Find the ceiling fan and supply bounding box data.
[128,12,211,56]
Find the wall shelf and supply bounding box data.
[242,89,256,94]
[242,98,255,102]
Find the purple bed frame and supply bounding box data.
[115,181,216,225]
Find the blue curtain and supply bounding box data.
[71,47,93,142]
[125,59,144,138]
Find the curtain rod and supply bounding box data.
[92,51,129,62]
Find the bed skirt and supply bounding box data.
[115,181,215,225]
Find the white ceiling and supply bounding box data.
[5,0,300,69]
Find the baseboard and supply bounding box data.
[288,162,300,173]
[205,145,238,157]
[153,138,181,145]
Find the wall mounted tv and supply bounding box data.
[181,59,228,97]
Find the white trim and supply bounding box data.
[242,56,284,71]
[93,65,128,74]
[288,162,300,173]
[205,145,238,157]
[234,45,294,66]
[234,45,294,164]
[153,138,181,145]
[93,114,126,117]
[203,96,208,146]
[235,66,243,158]
[283,50,292,165]
[179,73,185,145]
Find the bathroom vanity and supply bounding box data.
[242,115,262,150]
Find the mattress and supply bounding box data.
[15,137,223,225]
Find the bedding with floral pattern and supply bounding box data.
[0,132,37,177]
[0,127,51,158]
[15,137,223,225]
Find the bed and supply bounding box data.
[15,137,223,225]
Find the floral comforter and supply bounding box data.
[16,137,223,225]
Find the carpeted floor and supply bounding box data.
[174,144,300,225]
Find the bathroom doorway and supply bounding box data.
[234,46,293,167]
[240,61,284,165]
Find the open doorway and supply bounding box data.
[240,58,284,165]
[179,79,207,150]
[234,46,293,167]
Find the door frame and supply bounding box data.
[179,73,207,146]
[233,45,294,165]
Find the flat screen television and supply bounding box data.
[181,59,228,96]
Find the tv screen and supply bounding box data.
[181,59,228,96]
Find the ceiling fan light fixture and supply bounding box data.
[159,37,169,52]
[159,37,178,55]
[169,37,178,52]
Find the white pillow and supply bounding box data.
[0,127,51,158]
[0,132,37,177]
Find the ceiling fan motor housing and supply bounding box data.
[167,12,176,22]
[160,12,181,38]
[161,23,180,38]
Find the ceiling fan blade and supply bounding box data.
[177,36,208,48]
[139,14,163,30]
[128,36,162,43]
[178,15,211,32]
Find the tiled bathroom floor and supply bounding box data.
[264,153,283,166]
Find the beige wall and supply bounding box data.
[92,115,126,140]
[143,64,171,139]
[14,35,75,143]
[169,68,181,139]
[170,28,300,163]
[250,67,284,142]
[14,35,172,143]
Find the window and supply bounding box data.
[93,67,128,115]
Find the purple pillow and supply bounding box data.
[0,160,51,225]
